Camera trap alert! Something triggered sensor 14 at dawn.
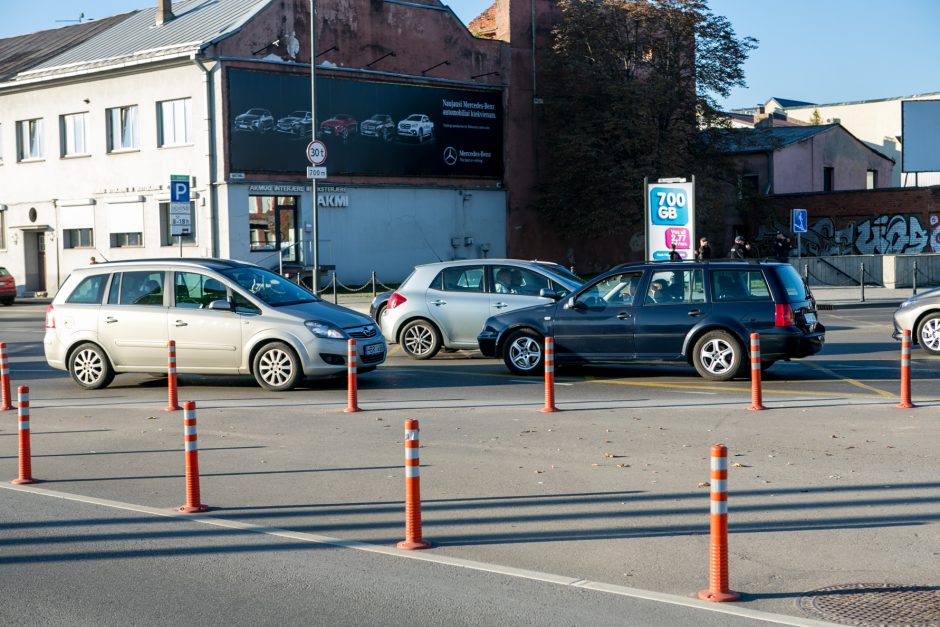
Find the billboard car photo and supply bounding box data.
[233,107,274,132]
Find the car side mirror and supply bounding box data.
[539,288,562,300]
[207,299,233,311]
[564,296,584,310]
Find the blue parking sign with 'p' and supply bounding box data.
[792,208,808,233]
[170,175,190,203]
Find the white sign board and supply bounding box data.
[307,166,327,179]
[645,180,695,261]
[901,100,940,173]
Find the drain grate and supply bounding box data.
[799,583,940,626]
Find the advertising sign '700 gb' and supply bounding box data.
[646,180,695,262]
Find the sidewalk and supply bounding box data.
[809,284,916,309]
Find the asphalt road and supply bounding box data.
[1,301,937,626]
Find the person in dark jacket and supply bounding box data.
[668,244,682,262]
[729,236,747,259]
[695,237,712,261]
[773,231,792,262]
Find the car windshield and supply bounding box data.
[220,267,319,307]
[369,115,386,121]
[538,262,581,284]
[247,109,265,115]
[289,111,307,118]
[405,115,421,121]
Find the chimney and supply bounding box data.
[156,0,174,26]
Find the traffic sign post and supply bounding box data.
[792,208,808,258]
[170,175,192,256]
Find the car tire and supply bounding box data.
[692,330,745,381]
[253,341,303,391]
[400,319,441,360]
[342,127,349,140]
[502,329,544,375]
[916,313,940,355]
[372,304,386,322]
[1,298,13,306]
[68,342,115,390]
[418,129,424,143]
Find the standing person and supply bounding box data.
[729,236,747,259]
[89,256,97,265]
[695,237,712,261]
[668,244,682,262]
[773,231,792,262]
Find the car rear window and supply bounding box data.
[771,265,811,301]
[711,270,770,302]
[0,268,11,278]
[66,274,109,304]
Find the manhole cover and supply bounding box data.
[799,583,940,626]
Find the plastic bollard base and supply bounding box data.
[396,539,431,550]
[697,590,740,603]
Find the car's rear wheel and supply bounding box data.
[916,313,940,355]
[1,297,13,306]
[253,342,302,391]
[692,330,745,381]
[503,329,544,375]
[372,304,386,322]
[400,319,441,359]
[342,127,349,140]
[68,342,115,390]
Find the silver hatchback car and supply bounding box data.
[44,258,386,391]
[381,259,581,359]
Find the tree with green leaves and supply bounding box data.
[537,0,757,266]
[809,108,823,125]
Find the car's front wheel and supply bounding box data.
[916,313,940,355]
[400,319,441,359]
[68,342,115,390]
[502,329,544,375]
[692,330,745,381]
[253,342,302,391]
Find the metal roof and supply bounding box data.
[0,13,136,81]
[708,124,839,154]
[768,97,815,108]
[22,0,270,77]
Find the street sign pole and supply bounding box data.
[310,0,319,293]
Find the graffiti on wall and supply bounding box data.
[758,214,940,256]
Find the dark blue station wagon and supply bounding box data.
[477,261,824,381]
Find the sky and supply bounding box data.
[2,0,938,110]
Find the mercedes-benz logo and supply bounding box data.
[443,146,458,166]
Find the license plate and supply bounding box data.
[364,343,384,356]
[805,312,817,325]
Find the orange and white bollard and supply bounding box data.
[164,340,181,412]
[540,336,558,413]
[0,342,13,411]
[11,386,38,485]
[344,339,361,413]
[747,333,766,411]
[897,329,915,409]
[179,401,208,513]
[698,444,739,602]
[397,419,430,550]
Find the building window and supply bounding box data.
[249,195,297,260]
[107,105,139,152]
[866,170,878,190]
[63,228,94,249]
[61,112,89,157]
[110,232,143,247]
[159,201,195,245]
[16,118,43,160]
[158,98,192,147]
[823,166,834,192]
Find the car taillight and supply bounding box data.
[45,304,56,329]
[387,292,407,310]
[774,304,794,327]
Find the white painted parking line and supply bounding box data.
[1,483,835,627]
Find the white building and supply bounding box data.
[0,0,507,296]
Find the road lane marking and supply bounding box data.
[0,483,834,627]
[588,377,885,398]
[801,361,896,399]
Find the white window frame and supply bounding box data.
[16,118,43,161]
[158,98,192,147]
[61,112,90,157]
[107,105,139,152]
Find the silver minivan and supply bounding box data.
[44,259,386,391]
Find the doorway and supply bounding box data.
[248,195,299,262]
[22,231,46,293]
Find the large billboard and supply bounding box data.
[227,68,503,178]
[645,179,695,261]
[901,100,940,173]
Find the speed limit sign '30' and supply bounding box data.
[306,140,327,166]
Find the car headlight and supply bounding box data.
[305,320,347,339]
[899,300,912,308]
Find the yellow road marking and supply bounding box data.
[587,377,883,398]
[799,361,896,398]
[822,313,894,329]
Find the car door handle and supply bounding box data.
[175,320,188,327]
[494,302,509,309]
[616,311,632,320]
[105,316,118,324]
[688,309,704,317]
[431,299,447,306]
